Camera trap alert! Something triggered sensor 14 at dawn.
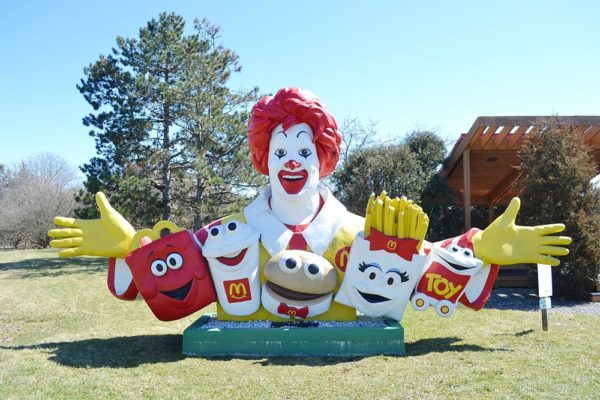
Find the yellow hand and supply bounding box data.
[472,197,572,266]
[48,192,135,258]
[364,191,429,250]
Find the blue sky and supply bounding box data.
[1,1,599,177]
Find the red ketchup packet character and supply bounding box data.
[125,230,216,321]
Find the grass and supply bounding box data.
[0,249,598,400]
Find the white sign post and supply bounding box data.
[537,264,553,331]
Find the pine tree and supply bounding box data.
[76,13,263,229]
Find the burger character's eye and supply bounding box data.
[274,148,287,159]
[304,262,323,280]
[279,255,301,273]
[166,253,183,269]
[150,259,168,277]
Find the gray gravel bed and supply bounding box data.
[485,288,600,315]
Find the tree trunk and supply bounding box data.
[192,175,205,232]
[162,105,171,220]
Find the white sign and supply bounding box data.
[537,264,553,298]
[539,297,552,310]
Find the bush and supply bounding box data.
[517,118,600,299]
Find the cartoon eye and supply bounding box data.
[166,253,183,269]
[279,255,301,273]
[385,271,409,287]
[463,249,473,257]
[298,148,312,158]
[274,149,287,159]
[449,245,459,252]
[226,220,241,235]
[209,226,222,239]
[150,259,168,277]
[365,266,380,281]
[304,262,323,280]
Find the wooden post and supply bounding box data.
[463,149,471,230]
[488,203,495,224]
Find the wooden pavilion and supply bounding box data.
[440,116,600,231]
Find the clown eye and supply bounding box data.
[298,148,312,158]
[463,249,473,257]
[279,255,301,273]
[274,149,287,159]
[304,262,323,280]
[166,253,183,269]
[150,259,168,277]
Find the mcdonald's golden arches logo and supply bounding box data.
[224,278,251,303]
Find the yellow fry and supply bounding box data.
[365,211,373,236]
[397,210,406,238]
[384,205,395,236]
[406,205,417,239]
[375,198,384,232]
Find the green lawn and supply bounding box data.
[0,249,598,400]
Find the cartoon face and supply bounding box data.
[267,123,320,198]
[335,232,425,321]
[201,220,261,316]
[202,220,260,272]
[125,230,216,321]
[435,242,483,272]
[261,250,338,319]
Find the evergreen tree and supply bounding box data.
[517,117,600,299]
[76,13,262,229]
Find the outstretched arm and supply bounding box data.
[471,197,572,266]
[48,192,135,258]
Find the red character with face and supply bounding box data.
[125,230,216,321]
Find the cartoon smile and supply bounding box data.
[160,280,193,301]
[438,255,472,271]
[356,289,391,303]
[266,280,329,302]
[216,248,248,266]
[277,169,308,194]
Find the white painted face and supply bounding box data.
[435,243,484,274]
[268,123,320,199]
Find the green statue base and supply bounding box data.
[183,314,405,357]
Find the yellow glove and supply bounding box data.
[364,191,429,250]
[472,197,572,266]
[48,192,135,258]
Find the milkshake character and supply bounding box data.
[201,220,261,316]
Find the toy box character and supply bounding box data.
[201,220,261,316]
[411,232,495,317]
[124,230,216,321]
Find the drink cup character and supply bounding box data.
[201,220,261,316]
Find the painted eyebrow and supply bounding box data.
[296,130,311,138]
[166,244,176,248]
[358,262,382,272]
[147,250,154,259]
[275,130,287,138]
[387,268,409,282]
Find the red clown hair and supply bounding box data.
[247,87,342,178]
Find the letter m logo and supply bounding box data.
[224,278,251,303]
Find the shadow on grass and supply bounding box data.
[405,337,510,357]
[0,257,106,278]
[247,336,508,366]
[0,334,185,368]
[1,334,510,368]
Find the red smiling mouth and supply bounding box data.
[216,248,248,266]
[277,170,308,194]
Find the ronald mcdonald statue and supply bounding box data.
[49,88,571,354]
